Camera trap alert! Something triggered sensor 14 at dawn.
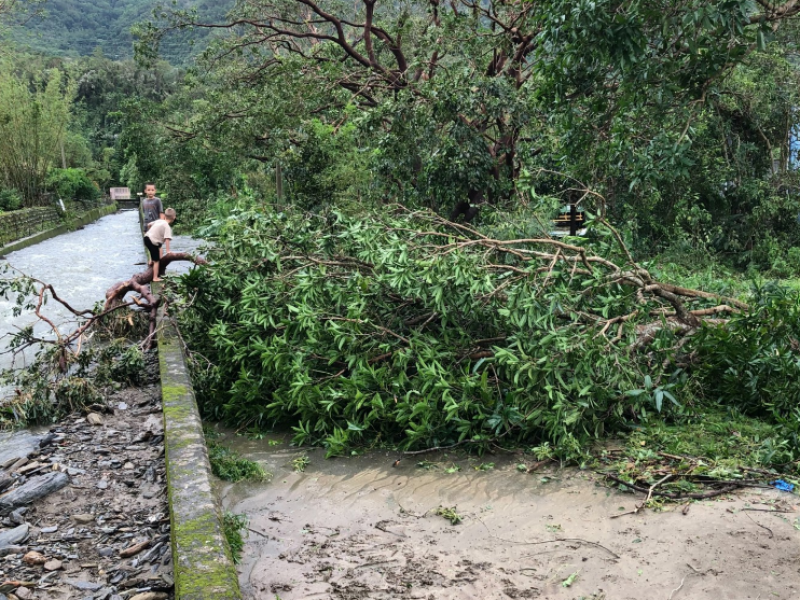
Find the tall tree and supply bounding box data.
[0,66,75,204]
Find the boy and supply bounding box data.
[144,208,176,282]
[141,183,165,232]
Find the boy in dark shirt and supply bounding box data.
[141,183,164,232]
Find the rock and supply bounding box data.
[43,559,62,571]
[123,463,134,470]
[0,524,29,548]
[0,545,25,557]
[65,580,104,591]
[87,413,104,426]
[40,525,58,533]
[129,593,168,600]
[96,479,108,490]
[98,547,114,557]
[72,514,94,524]
[9,510,25,526]
[22,551,46,565]
[14,588,31,600]
[0,472,70,517]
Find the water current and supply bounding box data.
[0,209,201,373]
[0,209,202,450]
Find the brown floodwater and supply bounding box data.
[217,433,800,600]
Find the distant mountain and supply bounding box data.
[11,0,232,62]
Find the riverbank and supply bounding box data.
[0,352,174,600]
[218,436,800,600]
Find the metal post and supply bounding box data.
[569,203,578,236]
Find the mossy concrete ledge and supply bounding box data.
[157,314,242,600]
[0,204,118,255]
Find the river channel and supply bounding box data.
[0,209,201,454]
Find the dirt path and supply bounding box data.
[220,442,800,600]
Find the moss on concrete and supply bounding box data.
[154,241,242,600]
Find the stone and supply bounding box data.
[72,514,94,524]
[96,479,108,490]
[43,559,62,571]
[87,413,104,426]
[0,472,70,517]
[22,550,46,565]
[123,463,134,470]
[129,593,168,600]
[0,524,29,548]
[15,587,31,600]
[41,525,58,533]
[65,580,104,591]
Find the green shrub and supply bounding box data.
[46,168,99,203]
[690,283,800,421]
[0,188,23,211]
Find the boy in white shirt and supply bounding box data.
[144,207,176,282]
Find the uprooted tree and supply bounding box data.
[3,204,800,457]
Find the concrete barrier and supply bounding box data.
[142,210,241,600]
[0,204,118,255]
[157,318,242,600]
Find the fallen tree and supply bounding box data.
[175,205,800,457]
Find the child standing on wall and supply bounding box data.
[144,208,176,282]
[141,183,165,233]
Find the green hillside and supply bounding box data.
[11,0,231,62]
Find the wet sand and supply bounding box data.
[219,437,800,600]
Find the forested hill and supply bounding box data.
[11,0,232,62]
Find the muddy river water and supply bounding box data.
[219,434,800,600]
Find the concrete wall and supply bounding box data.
[140,206,242,600]
[0,206,62,246]
[0,204,118,256]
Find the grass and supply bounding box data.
[434,505,462,525]
[595,406,800,501]
[205,430,268,482]
[612,407,797,471]
[222,512,248,564]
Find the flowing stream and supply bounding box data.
[0,209,201,449]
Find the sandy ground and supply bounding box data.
[219,440,800,600]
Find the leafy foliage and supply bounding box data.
[178,205,743,458]
[46,168,99,203]
[205,432,268,482]
[222,512,248,564]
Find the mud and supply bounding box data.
[219,438,800,600]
